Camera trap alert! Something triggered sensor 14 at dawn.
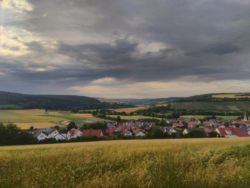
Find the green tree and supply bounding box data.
[0,123,36,146]
[188,129,206,138]
[117,116,121,122]
[67,121,77,131]
[208,131,219,137]
[147,128,164,138]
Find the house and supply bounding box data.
[232,128,249,137]
[172,122,184,128]
[240,126,250,136]
[216,128,234,137]
[134,130,146,137]
[34,128,68,141]
[54,133,67,141]
[105,127,116,137]
[107,121,117,128]
[47,129,59,139]
[164,127,177,136]
[67,128,82,139]
[35,132,48,141]
[123,130,133,137]
[182,128,190,136]
[203,120,218,127]
[82,129,103,137]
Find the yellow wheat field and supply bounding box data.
[1,138,250,188]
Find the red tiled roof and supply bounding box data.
[105,127,116,136]
[82,129,103,137]
[68,128,79,135]
[217,127,249,137]
[232,128,249,137]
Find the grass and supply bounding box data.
[1,138,250,188]
[0,110,104,129]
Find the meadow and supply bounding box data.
[0,138,250,188]
[0,110,104,129]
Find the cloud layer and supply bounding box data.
[1,0,250,97]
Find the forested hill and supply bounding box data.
[117,93,250,105]
[0,91,103,110]
[178,93,250,102]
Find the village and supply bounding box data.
[33,113,250,142]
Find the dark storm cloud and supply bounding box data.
[204,43,241,55]
[2,0,250,95]
[187,43,241,56]
[57,38,248,82]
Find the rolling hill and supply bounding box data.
[169,93,250,113]
[180,93,250,101]
[117,93,250,105]
[2,91,250,113]
[132,93,250,115]
[0,91,102,110]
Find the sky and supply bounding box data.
[1,0,250,98]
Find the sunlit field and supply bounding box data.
[107,115,161,120]
[0,110,103,129]
[1,138,250,188]
[113,105,147,113]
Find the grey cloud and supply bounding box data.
[1,0,250,96]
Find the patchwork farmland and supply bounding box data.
[0,110,103,129]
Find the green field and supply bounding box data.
[0,110,104,129]
[180,115,239,120]
[1,138,250,187]
[211,93,250,99]
[170,101,250,113]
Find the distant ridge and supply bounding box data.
[112,97,183,105]
[180,92,250,101]
[109,92,250,105]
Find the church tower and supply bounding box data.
[243,112,248,121]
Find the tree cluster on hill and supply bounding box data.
[80,122,107,130]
